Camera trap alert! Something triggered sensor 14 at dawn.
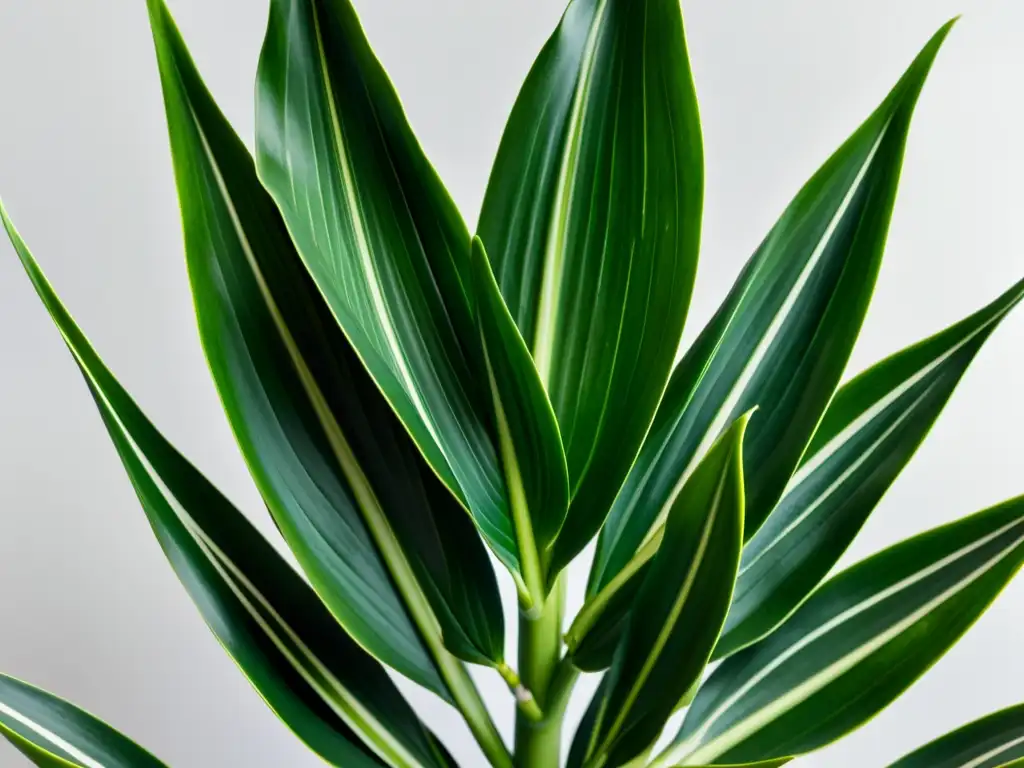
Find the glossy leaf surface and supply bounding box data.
[716,274,1024,659]
[478,0,704,578]
[0,674,167,768]
[582,415,748,767]
[591,21,955,602]
[255,0,519,577]
[2,205,451,768]
[149,0,503,682]
[471,237,568,600]
[654,496,1024,767]
[888,702,1024,768]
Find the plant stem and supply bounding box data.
[514,580,570,767]
[437,653,513,768]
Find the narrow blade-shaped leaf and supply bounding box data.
[887,702,1024,768]
[582,415,748,768]
[716,274,1024,659]
[471,237,569,600]
[148,0,503,683]
[592,20,955,600]
[0,674,167,768]
[478,0,704,578]
[653,495,1024,767]
[255,0,519,578]
[1,207,451,768]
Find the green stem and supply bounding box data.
[515,582,569,767]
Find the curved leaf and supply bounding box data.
[1,206,451,768]
[470,237,569,601]
[653,495,1024,767]
[477,0,704,579]
[888,702,1024,768]
[581,415,748,768]
[148,0,503,686]
[591,20,956,601]
[716,274,1024,659]
[0,674,167,768]
[255,0,519,580]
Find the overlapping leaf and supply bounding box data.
[591,21,956,608]
[573,416,746,767]
[148,0,503,690]
[716,274,1024,659]
[477,0,704,580]
[254,0,519,581]
[470,237,568,601]
[1,206,452,768]
[888,702,1024,768]
[0,674,167,768]
[652,495,1024,767]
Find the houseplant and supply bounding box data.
[1,0,1023,766]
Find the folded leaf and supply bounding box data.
[477,0,704,579]
[591,20,955,602]
[470,237,569,601]
[254,0,519,580]
[887,702,1024,768]
[653,495,1024,767]
[0,674,167,768]
[1,206,451,768]
[582,415,748,768]
[148,0,503,684]
[716,274,1024,659]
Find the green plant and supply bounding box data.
[1,0,1022,766]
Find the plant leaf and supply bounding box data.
[1,206,452,768]
[716,274,1024,659]
[567,678,609,768]
[148,0,504,681]
[470,237,569,599]
[652,495,1024,767]
[0,674,168,768]
[254,0,520,580]
[477,0,704,579]
[591,20,955,602]
[887,702,1024,768]
[581,415,748,768]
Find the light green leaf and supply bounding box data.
[1,205,452,768]
[470,237,569,602]
[0,674,167,768]
[147,0,503,683]
[255,0,519,580]
[477,0,704,580]
[887,702,1024,768]
[591,20,956,604]
[716,274,1024,659]
[653,495,1024,767]
[581,415,748,768]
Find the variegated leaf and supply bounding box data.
[0,674,167,768]
[478,0,704,580]
[255,0,519,580]
[716,274,1024,659]
[591,21,956,607]
[2,204,451,768]
[888,702,1024,768]
[653,496,1024,767]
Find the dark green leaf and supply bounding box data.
[716,274,1024,659]
[148,0,504,683]
[582,415,748,767]
[567,678,609,768]
[477,0,704,579]
[591,20,956,603]
[0,674,167,768]
[255,0,520,581]
[470,237,568,601]
[653,495,1024,767]
[887,702,1024,768]
[1,205,452,768]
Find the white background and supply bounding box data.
[1,0,1022,765]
